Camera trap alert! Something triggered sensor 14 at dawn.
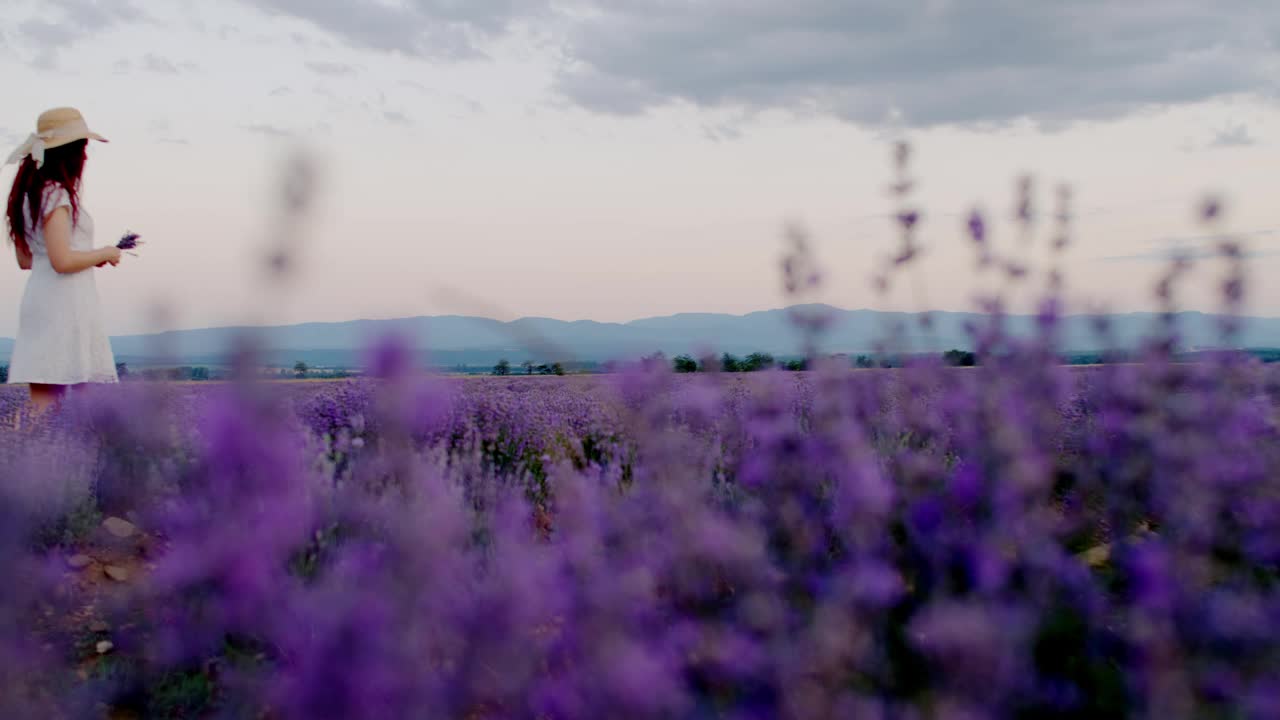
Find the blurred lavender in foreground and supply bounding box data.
[0,147,1275,718]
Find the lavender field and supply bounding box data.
[2,329,1279,719]
[7,0,1278,713]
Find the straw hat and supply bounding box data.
[5,107,108,169]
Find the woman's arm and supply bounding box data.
[13,241,32,270]
[43,207,120,274]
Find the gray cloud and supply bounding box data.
[143,53,179,74]
[383,110,412,126]
[1099,228,1280,262]
[18,0,146,66]
[397,81,486,114]
[1210,123,1261,148]
[1151,229,1280,246]
[701,120,745,143]
[243,122,334,138]
[237,0,551,60]
[1099,247,1280,263]
[18,19,77,46]
[112,53,196,75]
[21,1,1278,130]
[55,0,145,25]
[305,60,357,76]
[243,123,295,138]
[289,31,330,49]
[552,1,1280,128]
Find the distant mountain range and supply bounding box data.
[2,305,1278,368]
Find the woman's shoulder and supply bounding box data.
[30,182,74,222]
[22,183,82,234]
[40,181,72,207]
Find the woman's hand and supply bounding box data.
[95,247,122,268]
[97,238,143,265]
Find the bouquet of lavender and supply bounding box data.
[117,231,142,256]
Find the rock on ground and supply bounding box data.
[102,517,138,539]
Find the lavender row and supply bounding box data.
[1,340,1278,717]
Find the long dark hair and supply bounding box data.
[6,139,88,254]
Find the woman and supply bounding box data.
[5,107,124,415]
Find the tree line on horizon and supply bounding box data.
[492,359,567,376]
[659,350,977,373]
[0,349,1120,386]
[8,347,1280,386]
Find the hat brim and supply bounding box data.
[43,132,108,150]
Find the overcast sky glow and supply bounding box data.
[2,0,1278,336]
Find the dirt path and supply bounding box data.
[36,516,163,718]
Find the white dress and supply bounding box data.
[7,183,118,385]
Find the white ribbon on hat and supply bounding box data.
[5,131,51,168]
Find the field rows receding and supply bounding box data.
[1,359,1277,718]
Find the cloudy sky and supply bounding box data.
[1,0,1277,336]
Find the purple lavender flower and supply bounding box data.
[966,209,986,245]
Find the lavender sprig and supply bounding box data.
[117,231,141,256]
